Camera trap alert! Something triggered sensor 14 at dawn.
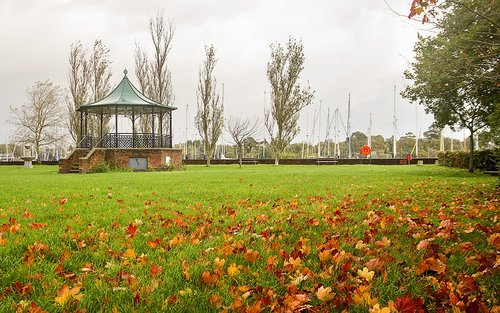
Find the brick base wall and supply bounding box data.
[59,148,182,173]
[79,148,183,173]
[58,148,90,173]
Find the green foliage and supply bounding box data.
[403,0,499,171]
[438,149,499,171]
[266,37,314,164]
[90,161,110,173]
[474,149,499,171]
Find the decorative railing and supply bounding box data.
[78,133,172,149]
[78,136,99,149]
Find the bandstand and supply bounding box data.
[59,70,182,173]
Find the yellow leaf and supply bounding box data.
[55,284,82,305]
[369,303,391,313]
[123,248,136,259]
[316,286,334,302]
[179,287,193,297]
[54,285,71,305]
[358,267,375,281]
[227,262,240,277]
[214,257,225,269]
[0,235,7,246]
[284,257,302,270]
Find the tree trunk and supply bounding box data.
[238,145,242,168]
[274,157,279,165]
[206,154,211,166]
[468,127,474,173]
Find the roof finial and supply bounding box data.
[124,68,128,76]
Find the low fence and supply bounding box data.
[183,158,438,165]
[0,161,60,166]
[0,158,438,166]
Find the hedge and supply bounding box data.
[437,149,499,171]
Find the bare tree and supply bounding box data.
[67,41,90,142]
[10,80,65,159]
[226,116,260,167]
[89,39,112,102]
[265,37,314,165]
[195,45,224,166]
[67,39,112,142]
[88,39,112,137]
[134,43,152,133]
[135,11,175,133]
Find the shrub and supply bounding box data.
[474,149,499,171]
[438,149,499,171]
[90,161,110,173]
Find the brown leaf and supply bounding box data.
[201,271,219,285]
[487,233,500,249]
[395,292,426,313]
[244,249,260,262]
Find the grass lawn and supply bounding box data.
[0,164,498,312]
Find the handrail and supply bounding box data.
[81,133,172,149]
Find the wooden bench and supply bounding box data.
[483,171,499,176]
[240,158,258,165]
[316,159,338,165]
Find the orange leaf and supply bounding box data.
[29,223,46,230]
[0,233,6,246]
[246,300,263,313]
[201,271,219,285]
[283,293,311,311]
[244,249,260,262]
[375,236,391,248]
[208,294,223,308]
[147,238,160,248]
[316,286,334,302]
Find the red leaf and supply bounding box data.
[59,198,68,205]
[396,292,426,313]
[133,293,141,305]
[12,282,33,296]
[147,238,160,248]
[29,223,46,230]
[150,262,163,277]
[125,224,138,238]
[342,258,353,273]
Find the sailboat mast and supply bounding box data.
[393,85,397,159]
[415,103,419,158]
[318,100,322,158]
[347,93,351,159]
[326,108,330,157]
[368,113,372,148]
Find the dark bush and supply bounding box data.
[438,149,499,171]
[474,149,499,171]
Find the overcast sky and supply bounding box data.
[0,0,447,145]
